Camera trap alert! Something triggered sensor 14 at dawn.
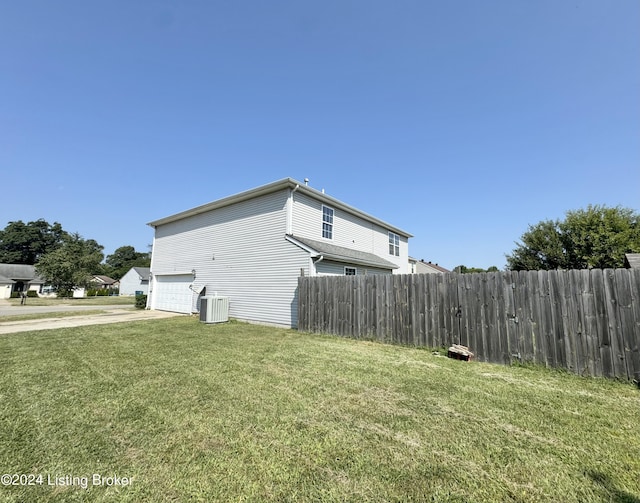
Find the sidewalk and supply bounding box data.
[0,309,185,334]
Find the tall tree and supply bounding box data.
[35,233,105,296]
[507,205,640,270]
[104,246,151,279]
[0,219,68,264]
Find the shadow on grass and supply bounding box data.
[587,471,640,503]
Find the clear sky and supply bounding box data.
[2,1,638,270]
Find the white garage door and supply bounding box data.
[153,275,193,313]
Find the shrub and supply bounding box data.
[135,294,147,309]
[86,288,109,296]
[10,291,38,299]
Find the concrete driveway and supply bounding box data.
[0,300,185,334]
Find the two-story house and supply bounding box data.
[146,178,412,327]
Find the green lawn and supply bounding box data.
[0,318,638,502]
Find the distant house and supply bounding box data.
[119,267,150,296]
[0,264,45,299]
[72,275,119,298]
[408,257,450,274]
[147,178,411,327]
[624,253,640,269]
[0,274,14,299]
[92,275,119,290]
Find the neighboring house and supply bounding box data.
[72,275,119,298]
[624,253,640,269]
[0,264,45,299]
[0,275,15,299]
[409,257,450,274]
[147,178,412,327]
[120,267,150,296]
[92,275,119,289]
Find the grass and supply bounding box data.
[0,317,638,502]
[6,296,135,307]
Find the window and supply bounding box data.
[345,267,357,276]
[322,205,334,239]
[389,232,400,256]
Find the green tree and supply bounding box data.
[507,205,640,270]
[0,219,68,264]
[35,233,105,296]
[104,246,151,279]
[454,265,500,273]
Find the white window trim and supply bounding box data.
[344,267,357,276]
[388,231,400,256]
[322,205,334,240]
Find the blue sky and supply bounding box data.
[2,1,638,270]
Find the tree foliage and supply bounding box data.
[104,246,151,279]
[0,219,68,264]
[1,219,152,291]
[35,233,105,296]
[454,265,500,274]
[506,205,640,270]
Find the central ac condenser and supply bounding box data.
[199,295,229,323]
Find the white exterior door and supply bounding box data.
[152,274,193,313]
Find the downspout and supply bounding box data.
[312,255,324,275]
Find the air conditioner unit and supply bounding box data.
[199,295,229,323]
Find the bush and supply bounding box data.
[86,288,110,297]
[135,294,147,309]
[10,291,38,299]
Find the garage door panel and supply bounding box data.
[153,275,193,313]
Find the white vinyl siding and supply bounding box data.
[119,268,149,295]
[315,260,391,276]
[150,189,310,326]
[292,192,409,273]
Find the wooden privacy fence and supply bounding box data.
[297,269,640,381]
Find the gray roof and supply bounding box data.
[132,267,151,280]
[147,178,412,238]
[624,253,640,269]
[0,264,45,283]
[93,275,118,285]
[287,235,399,270]
[0,274,15,284]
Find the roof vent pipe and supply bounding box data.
[304,178,309,185]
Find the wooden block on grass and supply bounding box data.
[447,344,474,361]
